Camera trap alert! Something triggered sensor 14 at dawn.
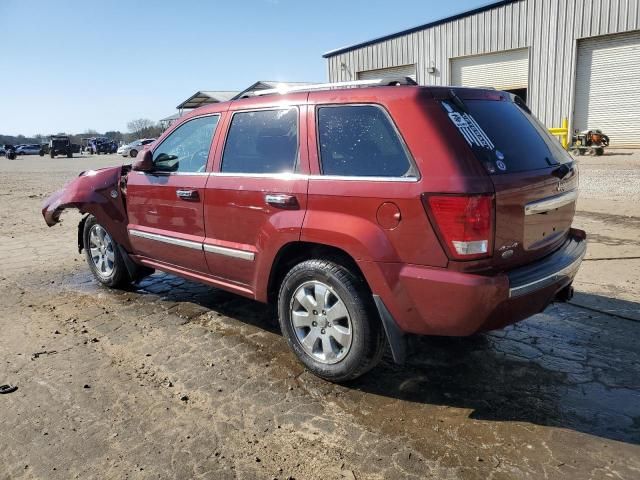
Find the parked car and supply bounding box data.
[44,135,73,158]
[16,144,43,155]
[42,81,586,382]
[84,137,117,155]
[117,138,156,158]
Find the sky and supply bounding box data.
[0,0,492,136]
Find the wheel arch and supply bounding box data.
[265,241,369,305]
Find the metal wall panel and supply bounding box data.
[357,64,417,81]
[325,0,640,130]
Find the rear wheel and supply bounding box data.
[129,149,138,158]
[277,259,385,382]
[83,216,130,288]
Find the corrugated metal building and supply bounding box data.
[324,0,640,146]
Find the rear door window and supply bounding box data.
[221,108,298,174]
[442,98,572,173]
[317,105,414,177]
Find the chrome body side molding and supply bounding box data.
[128,229,255,261]
[203,243,255,261]
[128,229,202,251]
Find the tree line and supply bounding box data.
[1,118,165,146]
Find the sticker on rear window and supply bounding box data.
[441,101,495,151]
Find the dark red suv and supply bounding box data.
[43,80,586,382]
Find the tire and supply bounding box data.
[67,151,72,158]
[595,147,604,156]
[39,151,44,157]
[277,259,385,382]
[50,152,55,158]
[83,215,130,288]
[129,149,138,158]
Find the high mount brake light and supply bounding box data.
[422,194,494,260]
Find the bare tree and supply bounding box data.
[127,119,160,139]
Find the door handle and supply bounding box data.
[176,189,199,200]
[265,193,299,209]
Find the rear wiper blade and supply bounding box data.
[551,163,573,179]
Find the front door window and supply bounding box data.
[153,115,219,173]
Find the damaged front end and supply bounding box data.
[42,165,133,252]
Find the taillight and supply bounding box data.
[422,194,494,260]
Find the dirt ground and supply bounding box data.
[1,150,639,480]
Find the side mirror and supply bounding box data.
[131,149,153,172]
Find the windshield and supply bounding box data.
[441,98,572,174]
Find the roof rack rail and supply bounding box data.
[251,77,418,96]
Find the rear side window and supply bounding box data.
[445,99,572,173]
[221,108,298,174]
[317,105,414,177]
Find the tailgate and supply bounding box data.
[440,90,578,269]
[491,168,578,269]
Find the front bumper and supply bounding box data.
[366,228,587,336]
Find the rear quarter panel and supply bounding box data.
[304,88,493,267]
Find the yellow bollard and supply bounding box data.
[549,118,569,150]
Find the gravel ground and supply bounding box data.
[0,151,639,480]
[576,150,640,202]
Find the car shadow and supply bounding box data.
[81,271,640,445]
[350,293,640,445]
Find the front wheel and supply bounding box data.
[83,216,130,288]
[129,149,138,158]
[278,259,385,382]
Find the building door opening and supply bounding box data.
[505,88,527,103]
[451,48,529,104]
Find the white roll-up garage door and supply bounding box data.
[357,64,417,81]
[574,31,640,147]
[450,48,529,90]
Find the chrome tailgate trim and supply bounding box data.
[524,190,578,215]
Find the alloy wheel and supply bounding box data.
[88,224,115,277]
[289,280,353,364]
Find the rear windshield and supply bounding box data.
[442,98,572,174]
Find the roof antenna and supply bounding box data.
[449,89,468,112]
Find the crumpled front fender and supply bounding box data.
[42,166,132,250]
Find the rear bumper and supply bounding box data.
[508,230,586,298]
[364,228,586,336]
